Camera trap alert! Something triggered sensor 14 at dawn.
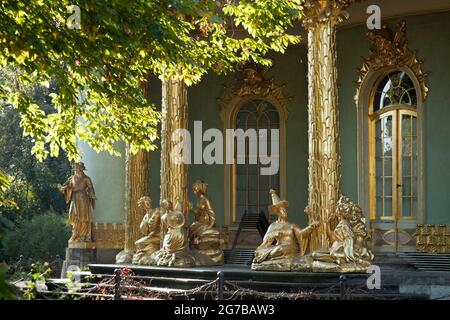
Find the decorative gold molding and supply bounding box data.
[303,0,359,27]
[356,21,428,104]
[218,66,290,122]
[415,224,449,254]
[92,223,125,249]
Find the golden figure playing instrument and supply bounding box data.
[152,200,196,267]
[189,181,224,264]
[131,188,225,267]
[132,196,162,265]
[59,162,96,244]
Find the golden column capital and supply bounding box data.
[302,0,359,27]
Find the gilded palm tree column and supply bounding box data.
[304,0,355,251]
[116,148,150,263]
[126,150,150,245]
[116,82,151,264]
[160,78,189,215]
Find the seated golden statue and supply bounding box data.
[252,189,319,271]
[153,200,196,267]
[311,195,374,272]
[189,181,224,264]
[349,200,374,263]
[132,196,161,265]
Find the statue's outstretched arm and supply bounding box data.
[59,176,73,203]
[59,176,73,192]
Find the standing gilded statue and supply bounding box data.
[59,162,96,244]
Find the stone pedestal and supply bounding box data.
[61,245,121,277]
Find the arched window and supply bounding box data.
[365,70,423,252]
[370,71,418,221]
[356,22,427,253]
[234,100,280,222]
[218,67,288,231]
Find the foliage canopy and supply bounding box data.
[0,0,303,161]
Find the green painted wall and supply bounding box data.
[79,142,125,223]
[188,72,233,226]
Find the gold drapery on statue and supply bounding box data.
[253,190,374,272]
[311,196,374,272]
[189,180,224,264]
[133,198,220,267]
[132,196,161,265]
[60,162,96,244]
[252,190,319,271]
[131,180,225,267]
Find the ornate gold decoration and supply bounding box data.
[415,224,449,254]
[218,66,289,122]
[302,0,359,27]
[311,196,374,272]
[252,190,373,272]
[160,78,189,214]
[251,190,319,271]
[116,148,150,263]
[304,0,362,252]
[135,199,219,267]
[59,162,96,246]
[92,223,125,249]
[190,181,224,264]
[355,21,428,104]
[132,196,161,264]
[153,200,195,267]
[132,199,191,267]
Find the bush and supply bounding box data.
[2,211,70,262]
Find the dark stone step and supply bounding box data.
[89,264,370,285]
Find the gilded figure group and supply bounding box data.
[132,180,224,267]
[60,164,373,272]
[252,190,374,272]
